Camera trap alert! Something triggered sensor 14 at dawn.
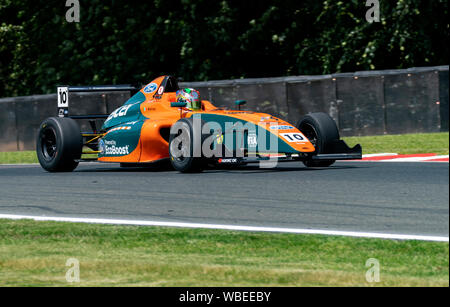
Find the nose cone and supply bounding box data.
[297,142,316,153]
[277,132,316,153]
[260,123,316,153]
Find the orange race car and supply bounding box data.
[36,75,362,172]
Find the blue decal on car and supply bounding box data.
[143,83,158,93]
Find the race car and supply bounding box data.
[36,75,362,172]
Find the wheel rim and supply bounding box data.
[300,123,319,152]
[170,125,191,162]
[41,127,57,160]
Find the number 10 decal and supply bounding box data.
[57,87,69,108]
[280,132,306,143]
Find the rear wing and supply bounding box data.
[57,85,142,119]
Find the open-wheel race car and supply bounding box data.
[36,75,362,173]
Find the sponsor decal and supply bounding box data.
[247,133,257,147]
[143,83,158,93]
[99,139,105,154]
[105,145,129,155]
[105,126,132,135]
[102,140,130,156]
[104,140,116,146]
[218,158,239,164]
[260,116,278,122]
[105,105,133,123]
[280,132,307,143]
[269,125,295,130]
[224,111,253,115]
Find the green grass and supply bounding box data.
[0,132,448,164]
[0,219,447,287]
[0,151,95,164]
[0,151,38,164]
[1,133,447,286]
[343,132,449,155]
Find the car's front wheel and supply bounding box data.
[297,112,340,167]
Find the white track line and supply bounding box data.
[0,214,447,242]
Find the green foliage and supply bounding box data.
[0,0,448,97]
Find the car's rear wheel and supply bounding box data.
[169,117,208,173]
[297,113,339,167]
[36,117,82,172]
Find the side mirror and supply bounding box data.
[235,100,247,110]
[171,102,187,108]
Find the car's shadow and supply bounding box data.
[76,161,365,174]
[202,164,364,174]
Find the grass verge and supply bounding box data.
[0,151,38,164]
[343,132,449,155]
[0,219,448,287]
[0,132,448,164]
[0,151,96,164]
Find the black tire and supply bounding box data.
[297,112,339,167]
[169,117,209,173]
[36,117,82,172]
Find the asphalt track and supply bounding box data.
[0,161,448,237]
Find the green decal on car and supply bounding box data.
[99,121,144,157]
[198,114,298,154]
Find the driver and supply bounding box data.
[175,88,202,111]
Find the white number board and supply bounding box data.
[57,87,69,108]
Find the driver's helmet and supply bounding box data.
[175,88,201,110]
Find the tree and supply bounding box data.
[0,0,448,97]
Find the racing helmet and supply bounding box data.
[175,88,201,110]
